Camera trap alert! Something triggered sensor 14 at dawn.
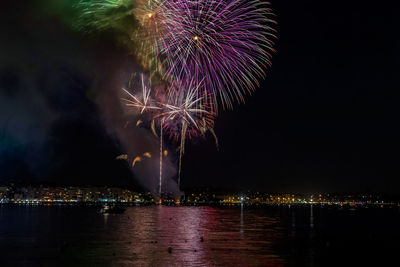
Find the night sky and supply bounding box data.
[0,1,398,193]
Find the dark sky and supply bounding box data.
[0,1,398,193]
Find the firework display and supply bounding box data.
[157,79,212,187]
[159,0,276,110]
[121,74,161,114]
[76,0,276,194]
[75,0,136,33]
[133,0,166,74]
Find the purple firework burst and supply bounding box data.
[159,0,276,110]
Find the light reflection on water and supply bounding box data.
[113,206,285,266]
[0,206,285,266]
[1,205,399,266]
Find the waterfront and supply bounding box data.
[1,205,399,266]
[1,185,398,206]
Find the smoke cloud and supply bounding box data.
[0,1,181,196]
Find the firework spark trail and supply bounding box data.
[75,0,136,32]
[132,156,142,167]
[159,118,164,196]
[75,0,163,74]
[158,0,276,111]
[159,79,208,125]
[134,0,167,73]
[116,154,128,160]
[151,119,158,137]
[143,152,152,158]
[177,120,187,188]
[121,74,161,113]
[156,79,212,188]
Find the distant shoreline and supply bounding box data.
[1,202,399,209]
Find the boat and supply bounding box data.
[99,205,126,214]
